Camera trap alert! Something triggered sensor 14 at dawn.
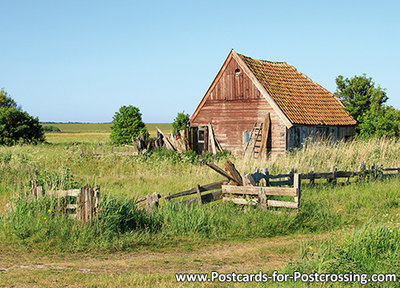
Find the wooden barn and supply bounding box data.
[189,50,357,158]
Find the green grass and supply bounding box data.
[2,129,400,286]
[41,122,172,135]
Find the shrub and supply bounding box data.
[41,125,61,132]
[110,105,147,145]
[0,89,44,145]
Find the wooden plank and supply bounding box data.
[196,184,202,205]
[208,123,217,154]
[66,204,77,210]
[206,163,239,184]
[201,189,222,204]
[244,173,257,186]
[176,190,222,207]
[165,180,227,200]
[260,112,270,158]
[156,127,176,151]
[47,189,80,198]
[268,173,292,179]
[267,200,298,209]
[300,171,357,179]
[222,185,297,196]
[224,160,243,186]
[293,173,301,205]
[382,168,400,172]
[268,180,291,186]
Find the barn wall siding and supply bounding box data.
[191,57,286,154]
[287,125,356,150]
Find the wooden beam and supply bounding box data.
[196,184,202,205]
[47,189,80,198]
[260,113,270,158]
[206,163,239,184]
[165,180,227,200]
[156,127,176,151]
[176,190,223,207]
[208,123,217,155]
[224,160,243,186]
[222,185,297,197]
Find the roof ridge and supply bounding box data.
[237,53,287,65]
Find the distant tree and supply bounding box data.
[172,111,190,136]
[41,125,61,132]
[110,105,147,144]
[0,89,44,145]
[335,74,388,122]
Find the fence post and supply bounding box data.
[258,187,267,209]
[261,168,269,186]
[310,168,315,185]
[146,192,160,214]
[294,173,301,208]
[196,184,202,205]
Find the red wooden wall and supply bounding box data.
[191,56,286,155]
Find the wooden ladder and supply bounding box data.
[252,123,263,159]
[244,122,263,158]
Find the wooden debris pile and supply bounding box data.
[26,181,100,222]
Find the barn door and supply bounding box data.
[197,126,209,153]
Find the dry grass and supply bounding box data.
[235,137,400,175]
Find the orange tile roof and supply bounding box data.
[238,54,357,126]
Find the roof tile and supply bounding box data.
[239,53,356,126]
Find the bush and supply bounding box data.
[110,105,147,145]
[0,89,44,145]
[41,125,61,132]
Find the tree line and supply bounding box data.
[1,73,399,146]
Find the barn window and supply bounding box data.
[235,68,241,76]
[243,131,250,144]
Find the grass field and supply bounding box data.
[42,122,172,135]
[1,127,400,287]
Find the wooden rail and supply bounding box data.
[222,174,301,209]
[246,163,400,186]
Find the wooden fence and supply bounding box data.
[222,174,301,209]
[27,181,100,222]
[245,163,400,187]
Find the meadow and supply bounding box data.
[1,127,400,287]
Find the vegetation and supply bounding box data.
[110,105,147,144]
[0,89,44,145]
[288,223,400,284]
[172,111,190,135]
[2,127,400,286]
[41,125,61,132]
[335,74,400,138]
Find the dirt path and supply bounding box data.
[0,233,330,287]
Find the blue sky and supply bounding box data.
[0,0,399,123]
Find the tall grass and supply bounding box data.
[236,137,400,174]
[2,137,400,253]
[288,222,400,277]
[2,177,400,252]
